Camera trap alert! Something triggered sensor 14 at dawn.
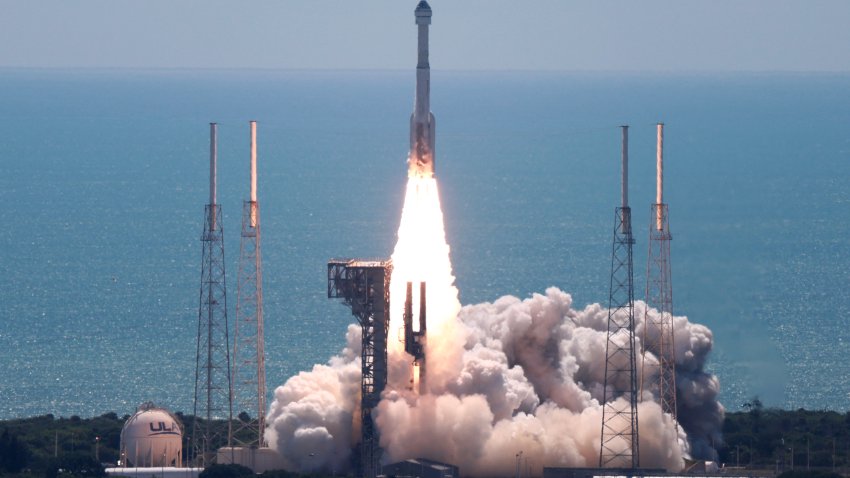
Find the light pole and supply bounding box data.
[515,451,523,478]
[791,443,794,471]
[307,452,317,474]
[95,436,100,463]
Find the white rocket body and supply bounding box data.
[409,1,435,178]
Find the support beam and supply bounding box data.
[328,259,392,478]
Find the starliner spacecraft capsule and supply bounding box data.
[409,0,436,178]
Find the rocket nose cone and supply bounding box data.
[415,1,432,15]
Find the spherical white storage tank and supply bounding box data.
[120,403,183,467]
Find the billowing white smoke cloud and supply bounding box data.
[265,325,362,472]
[266,176,723,476]
[266,287,724,475]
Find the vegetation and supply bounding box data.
[0,412,251,478]
[0,413,120,477]
[777,471,843,478]
[5,403,850,476]
[719,399,850,471]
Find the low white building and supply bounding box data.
[216,446,284,473]
[105,467,202,478]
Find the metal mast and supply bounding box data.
[640,123,677,423]
[193,123,233,466]
[231,120,267,448]
[328,259,392,478]
[600,125,640,469]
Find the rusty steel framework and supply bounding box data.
[328,259,392,478]
[231,200,266,446]
[231,121,267,448]
[641,204,676,420]
[600,126,640,469]
[640,123,677,425]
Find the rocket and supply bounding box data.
[403,281,427,393]
[408,0,436,178]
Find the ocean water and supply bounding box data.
[0,69,848,419]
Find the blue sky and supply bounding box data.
[1,0,849,71]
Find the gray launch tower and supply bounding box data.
[640,123,677,424]
[192,123,234,466]
[231,121,268,448]
[328,259,392,478]
[599,126,640,469]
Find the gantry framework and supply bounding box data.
[231,121,267,448]
[600,126,640,469]
[328,259,392,478]
[193,123,233,467]
[641,123,677,425]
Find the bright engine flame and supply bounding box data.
[389,176,461,393]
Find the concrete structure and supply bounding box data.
[383,458,459,478]
[106,467,201,478]
[119,403,183,468]
[216,446,283,473]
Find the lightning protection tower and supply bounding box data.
[328,259,392,478]
[600,125,640,469]
[640,123,677,425]
[193,123,234,466]
[231,121,267,448]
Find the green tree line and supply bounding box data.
[6,404,850,477]
[719,399,850,471]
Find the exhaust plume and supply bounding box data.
[266,176,723,476]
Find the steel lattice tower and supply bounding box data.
[192,123,233,466]
[328,259,392,478]
[640,123,677,424]
[231,121,267,448]
[600,125,640,469]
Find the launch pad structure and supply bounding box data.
[231,120,268,448]
[403,281,428,393]
[640,123,677,425]
[599,125,640,469]
[327,259,392,478]
[193,123,234,467]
